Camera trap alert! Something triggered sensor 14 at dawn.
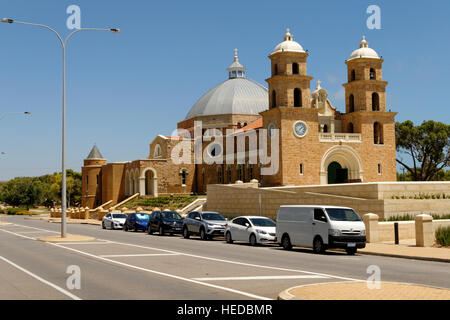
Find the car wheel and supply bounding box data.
[123,224,128,232]
[183,226,190,239]
[110,222,115,230]
[249,234,257,246]
[133,224,138,232]
[200,228,207,240]
[346,247,357,255]
[147,226,153,235]
[281,234,292,250]
[313,236,325,254]
[159,225,165,236]
[226,232,233,244]
[102,222,106,229]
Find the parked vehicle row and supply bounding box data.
[102,205,366,255]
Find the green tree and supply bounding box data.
[396,120,449,181]
[0,177,46,209]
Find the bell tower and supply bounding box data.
[266,29,313,109]
[343,36,388,113]
[81,145,106,208]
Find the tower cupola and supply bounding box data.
[227,48,246,79]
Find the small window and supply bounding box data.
[299,163,303,175]
[372,92,380,111]
[294,88,302,107]
[273,64,278,76]
[323,124,328,133]
[349,94,355,113]
[237,165,242,181]
[248,165,253,180]
[350,70,356,81]
[181,169,187,185]
[271,90,277,108]
[370,68,376,80]
[348,122,354,133]
[378,164,382,175]
[217,166,223,184]
[227,166,232,184]
[314,209,327,222]
[292,62,299,75]
[96,174,99,184]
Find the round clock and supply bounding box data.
[293,121,308,138]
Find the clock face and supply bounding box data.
[293,121,308,138]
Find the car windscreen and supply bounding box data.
[250,218,276,227]
[135,213,149,220]
[201,213,225,221]
[161,211,181,220]
[112,214,127,219]
[325,208,361,221]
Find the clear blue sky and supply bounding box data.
[0,0,449,180]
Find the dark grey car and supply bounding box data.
[182,211,228,240]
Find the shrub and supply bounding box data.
[435,226,450,246]
[6,208,21,215]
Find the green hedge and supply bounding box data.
[435,226,450,247]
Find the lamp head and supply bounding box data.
[1,18,14,24]
[24,112,31,114]
[110,28,120,34]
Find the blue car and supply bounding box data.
[123,213,150,232]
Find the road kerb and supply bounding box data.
[37,234,96,243]
[278,281,450,300]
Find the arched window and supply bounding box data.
[237,122,241,129]
[292,63,299,75]
[294,88,302,107]
[323,124,328,133]
[348,122,354,133]
[153,144,162,158]
[372,92,380,111]
[349,94,355,113]
[370,68,376,80]
[271,90,277,108]
[351,70,356,81]
[217,166,223,184]
[273,64,278,76]
[248,164,253,181]
[374,122,383,144]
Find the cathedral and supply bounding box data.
[82,29,397,208]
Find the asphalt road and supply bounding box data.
[0,215,449,300]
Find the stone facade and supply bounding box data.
[81,31,400,209]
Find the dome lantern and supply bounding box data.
[227,48,246,79]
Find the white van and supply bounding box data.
[276,205,366,255]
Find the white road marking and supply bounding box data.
[193,275,330,281]
[0,228,36,240]
[57,241,112,245]
[48,242,272,300]
[100,253,180,258]
[103,240,362,282]
[0,256,81,300]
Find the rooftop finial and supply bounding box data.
[359,35,369,48]
[317,79,321,89]
[284,27,293,41]
[234,48,238,62]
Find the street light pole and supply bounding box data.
[2,18,120,238]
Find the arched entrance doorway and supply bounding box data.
[140,168,158,197]
[320,145,363,185]
[327,161,348,184]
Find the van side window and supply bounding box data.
[314,209,327,222]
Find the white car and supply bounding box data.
[102,212,128,230]
[225,216,276,246]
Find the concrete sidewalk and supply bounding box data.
[358,240,450,263]
[278,281,450,300]
[24,216,101,226]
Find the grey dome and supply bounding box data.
[185,78,268,119]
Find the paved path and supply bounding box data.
[1,216,449,300]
